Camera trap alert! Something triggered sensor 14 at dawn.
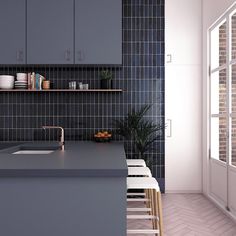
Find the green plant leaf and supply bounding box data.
[100,70,113,80]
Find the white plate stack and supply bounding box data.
[15,73,28,89]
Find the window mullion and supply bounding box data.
[226,13,231,208]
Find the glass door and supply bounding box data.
[228,10,236,216]
[209,6,236,216]
[209,19,228,207]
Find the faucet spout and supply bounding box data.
[42,126,65,151]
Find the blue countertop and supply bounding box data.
[0,141,128,177]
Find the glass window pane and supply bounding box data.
[211,69,227,115]
[232,12,236,60]
[231,64,236,113]
[211,20,227,69]
[211,117,227,162]
[231,64,236,167]
[230,117,236,166]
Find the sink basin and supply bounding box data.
[12,150,55,155]
[0,143,61,155]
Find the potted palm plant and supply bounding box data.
[100,70,113,89]
[113,105,165,168]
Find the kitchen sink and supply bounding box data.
[12,150,55,155]
[0,143,61,155]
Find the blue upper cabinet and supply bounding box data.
[0,0,122,65]
[27,0,74,64]
[0,0,26,64]
[75,0,122,65]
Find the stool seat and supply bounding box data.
[128,167,152,177]
[127,177,160,192]
[126,159,146,167]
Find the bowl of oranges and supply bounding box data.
[94,131,112,142]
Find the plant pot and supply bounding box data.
[101,79,113,89]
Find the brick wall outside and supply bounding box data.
[219,16,236,164]
[219,22,227,162]
[232,16,236,165]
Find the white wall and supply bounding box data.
[202,0,236,194]
[165,0,202,193]
[203,0,236,27]
[165,0,236,194]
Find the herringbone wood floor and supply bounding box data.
[127,194,236,236]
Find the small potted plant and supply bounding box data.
[100,70,113,89]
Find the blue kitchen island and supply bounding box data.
[0,142,128,236]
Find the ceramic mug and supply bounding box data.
[83,84,89,90]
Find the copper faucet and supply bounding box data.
[42,126,65,151]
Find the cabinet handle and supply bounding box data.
[65,49,71,61]
[166,119,172,138]
[166,54,172,63]
[82,51,85,61]
[16,50,23,62]
[77,50,82,61]
[77,50,86,62]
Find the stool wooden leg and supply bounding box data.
[149,189,155,229]
[146,190,149,208]
[157,191,163,236]
[146,189,150,210]
[152,189,159,231]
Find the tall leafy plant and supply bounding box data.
[114,105,165,166]
[114,105,150,139]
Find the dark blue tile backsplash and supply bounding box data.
[0,0,165,190]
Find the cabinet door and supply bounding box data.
[27,0,74,64]
[165,0,201,65]
[75,0,122,65]
[165,64,202,192]
[0,0,26,64]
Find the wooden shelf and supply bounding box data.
[0,89,123,92]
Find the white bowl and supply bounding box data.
[0,75,15,89]
[16,73,27,82]
[17,73,26,76]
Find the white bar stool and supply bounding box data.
[127,167,152,206]
[127,177,163,236]
[128,167,152,177]
[126,159,146,167]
